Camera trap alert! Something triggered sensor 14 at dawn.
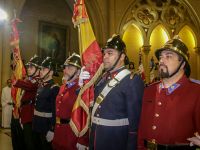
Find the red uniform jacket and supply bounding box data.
[138,75,200,149]
[52,81,88,150]
[14,78,38,124]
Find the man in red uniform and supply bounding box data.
[138,36,200,150]
[14,55,41,150]
[52,53,89,150]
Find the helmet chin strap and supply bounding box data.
[41,69,51,81]
[168,60,184,78]
[28,67,38,78]
[66,70,78,82]
[106,53,122,72]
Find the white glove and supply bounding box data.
[19,118,23,129]
[46,131,54,142]
[76,143,89,150]
[78,66,90,87]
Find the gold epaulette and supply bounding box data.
[50,83,60,89]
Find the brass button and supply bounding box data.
[152,125,156,130]
[59,101,61,104]
[155,113,159,117]
[158,102,162,106]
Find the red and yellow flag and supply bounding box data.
[70,0,103,137]
[10,18,26,118]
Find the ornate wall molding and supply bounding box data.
[119,0,200,42]
[141,45,151,55]
[194,47,200,55]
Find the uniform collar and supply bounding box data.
[158,75,188,95]
[66,81,76,88]
[29,75,40,83]
[45,79,54,84]
[40,79,54,87]
[66,79,78,88]
[106,66,125,80]
[159,82,180,95]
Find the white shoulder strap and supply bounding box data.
[100,69,130,99]
[92,69,130,117]
[50,83,59,89]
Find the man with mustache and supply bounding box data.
[137,36,200,150]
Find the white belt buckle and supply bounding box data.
[108,78,119,87]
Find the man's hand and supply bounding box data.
[46,131,54,142]
[78,66,90,87]
[187,132,200,147]
[76,143,89,150]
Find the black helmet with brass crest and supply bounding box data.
[102,34,129,65]
[40,57,54,70]
[155,35,191,77]
[63,53,81,69]
[103,34,126,53]
[40,56,59,76]
[26,55,41,69]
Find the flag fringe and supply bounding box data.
[70,63,104,137]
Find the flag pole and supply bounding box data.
[78,24,83,60]
[70,0,104,137]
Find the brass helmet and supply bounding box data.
[102,34,129,65]
[25,55,41,69]
[63,53,81,69]
[155,36,191,77]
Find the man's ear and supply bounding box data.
[49,70,54,76]
[181,61,186,69]
[120,53,126,61]
[76,69,81,75]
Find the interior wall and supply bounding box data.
[1,0,200,90]
[178,26,197,79]
[0,0,19,90]
[119,0,200,81]
[122,24,144,68]
[19,0,78,63]
[85,0,107,46]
